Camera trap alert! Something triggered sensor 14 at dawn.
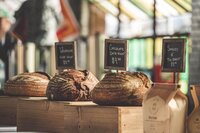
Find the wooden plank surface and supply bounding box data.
[0,96,46,126]
[65,106,118,133]
[120,107,143,133]
[17,98,95,133]
[0,96,18,125]
[64,105,143,133]
[17,99,64,133]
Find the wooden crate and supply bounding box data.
[64,105,143,133]
[0,96,18,125]
[0,96,46,126]
[17,98,94,133]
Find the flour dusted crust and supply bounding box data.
[4,72,51,96]
[91,72,152,106]
[46,70,99,101]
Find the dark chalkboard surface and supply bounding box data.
[55,41,76,70]
[161,39,185,72]
[104,39,128,70]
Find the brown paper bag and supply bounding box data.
[188,85,200,133]
[143,83,188,133]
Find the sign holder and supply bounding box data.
[161,38,186,83]
[104,39,128,72]
[173,73,179,84]
[55,41,77,73]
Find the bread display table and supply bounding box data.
[0,96,19,125]
[64,104,143,133]
[17,98,143,133]
[0,96,47,126]
[17,98,94,133]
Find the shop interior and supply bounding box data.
[0,0,196,132]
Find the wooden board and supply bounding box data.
[17,98,94,133]
[64,104,143,133]
[0,96,18,126]
[0,96,46,126]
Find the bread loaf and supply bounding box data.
[91,72,151,106]
[4,72,51,96]
[46,70,99,101]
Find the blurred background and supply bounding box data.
[0,0,192,93]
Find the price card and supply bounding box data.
[104,39,128,70]
[55,41,76,70]
[161,38,186,72]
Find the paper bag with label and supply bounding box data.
[188,85,200,133]
[143,83,188,133]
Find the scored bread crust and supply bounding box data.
[46,70,99,101]
[91,72,152,106]
[4,72,51,97]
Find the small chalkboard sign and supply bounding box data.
[55,41,76,70]
[104,39,128,70]
[161,38,186,72]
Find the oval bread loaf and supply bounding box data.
[91,72,152,106]
[46,70,99,101]
[4,72,51,96]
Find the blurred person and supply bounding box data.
[14,0,61,73]
[0,5,17,83]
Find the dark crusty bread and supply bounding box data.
[4,72,51,96]
[46,70,99,101]
[91,72,152,106]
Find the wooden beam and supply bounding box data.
[130,0,153,17]
[108,0,136,19]
[165,0,186,14]
[172,0,189,12]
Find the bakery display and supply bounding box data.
[46,70,99,101]
[4,72,51,96]
[91,72,152,106]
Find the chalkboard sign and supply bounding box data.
[55,41,76,70]
[161,38,186,72]
[104,39,128,70]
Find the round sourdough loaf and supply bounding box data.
[91,72,152,106]
[46,70,99,101]
[4,72,51,96]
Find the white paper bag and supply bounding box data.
[143,83,188,133]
